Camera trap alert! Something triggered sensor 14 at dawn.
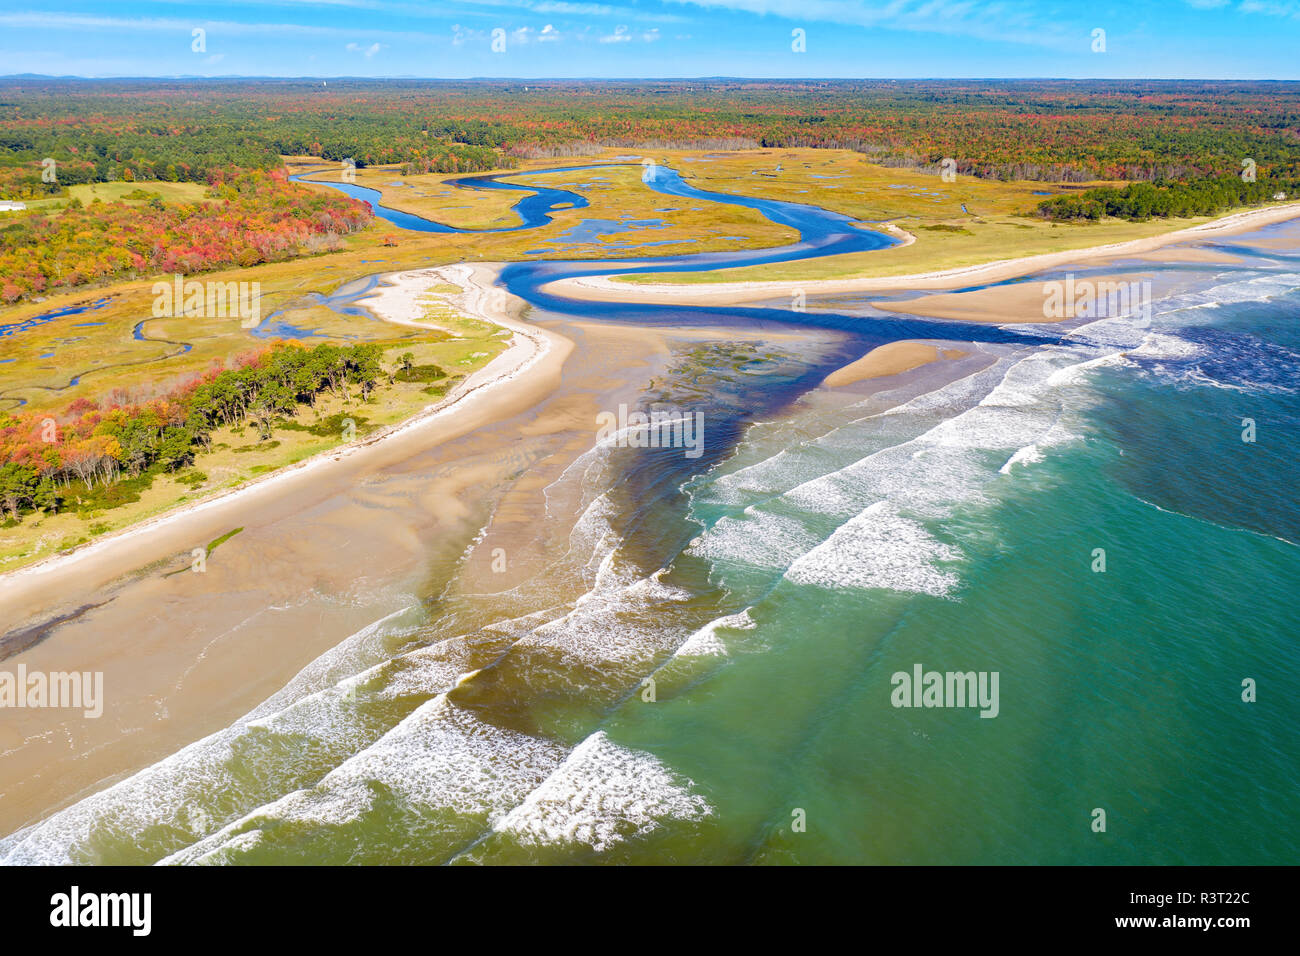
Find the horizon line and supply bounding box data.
[5,74,1300,83]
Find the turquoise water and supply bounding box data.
[2,179,1297,864]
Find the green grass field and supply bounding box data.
[17,180,210,212]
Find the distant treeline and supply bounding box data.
[1036,177,1297,221]
[0,343,387,520]
[0,126,278,198]
[2,78,1299,191]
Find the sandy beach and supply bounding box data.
[0,262,580,834]
[0,260,765,839]
[4,203,1297,843]
[869,271,1156,324]
[543,201,1300,307]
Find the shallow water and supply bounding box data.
[3,172,1297,865]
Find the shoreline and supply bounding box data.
[4,231,1296,849]
[9,202,1295,602]
[0,263,569,627]
[542,201,1300,306]
[0,272,673,840]
[0,261,583,837]
[11,199,1292,603]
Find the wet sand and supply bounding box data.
[823,342,969,387]
[6,211,1295,839]
[0,266,780,838]
[869,272,1154,323]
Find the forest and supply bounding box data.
[0,342,388,520]
[1,79,1296,304]
[1035,176,1299,220]
[0,168,371,303]
[2,78,1298,197]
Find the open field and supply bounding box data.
[18,180,210,213]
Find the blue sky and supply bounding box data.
[2,1,1298,79]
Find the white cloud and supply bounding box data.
[1238,0,1300,16]
[450,23,479,46]
[659,0,1081,50]
[0,11,438,41]
[600,24,631,42]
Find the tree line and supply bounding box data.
[1035,177,1297,221]
[3,78,1299,193]
[0,342,389,520]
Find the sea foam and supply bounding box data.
[493,731,712,852]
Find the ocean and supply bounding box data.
[2,197,1297,866]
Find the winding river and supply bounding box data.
[6,162,1300,866]
[296,163,1061,350]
